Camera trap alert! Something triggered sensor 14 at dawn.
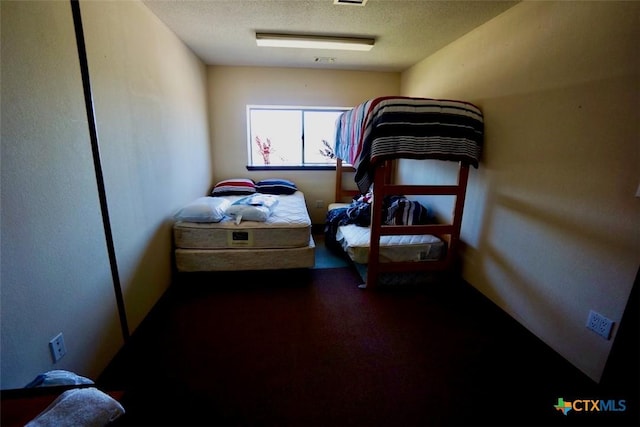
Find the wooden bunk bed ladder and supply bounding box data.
[365,161,470,289]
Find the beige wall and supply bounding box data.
[81,0,211,332]
[0,0,210,389]
[1,0,121,389]
[207,66,400,224]
[400,0,640,382]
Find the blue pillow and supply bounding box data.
[256,179,297,195]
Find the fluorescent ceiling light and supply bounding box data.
[256,33,374,51]
[334,0,368,5]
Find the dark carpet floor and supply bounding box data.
[96,260,638,426]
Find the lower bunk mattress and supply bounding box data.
[174,191,314,272]
[335,224,446,286]
[335,224,445,264]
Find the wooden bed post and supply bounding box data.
[334,158,358,203]
[365,160,392,288]
[446,162,470,269]
[335,158,345,204]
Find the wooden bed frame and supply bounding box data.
[334,158,358,203]
[334,157,470,289]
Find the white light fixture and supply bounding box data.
[256,33,374,51]
[334,0,368,5]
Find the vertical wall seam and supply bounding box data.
[69,0,130,342]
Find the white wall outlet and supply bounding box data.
[49,332,66,362]
[586,310,614,340]
[315,200,324,208]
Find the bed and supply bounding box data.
[327,96,483,288]
[173,179,315,272]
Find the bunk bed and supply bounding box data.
[329,96,483,288]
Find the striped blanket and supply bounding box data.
[334,96,484,194]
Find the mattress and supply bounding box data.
[335,224,445,264]
[174,191,311,250]
[175,236,316,272]
[327,202,350,212]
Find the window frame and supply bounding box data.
[246,105,349,171]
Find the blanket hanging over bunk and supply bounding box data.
[334,96,484,194]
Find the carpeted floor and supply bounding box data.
[97,235,638,426]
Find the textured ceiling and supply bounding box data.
[142,0,519,72]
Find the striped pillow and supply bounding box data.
[211,178,256,196]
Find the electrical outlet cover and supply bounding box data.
[586,310,614,340]
[49,333,66,362]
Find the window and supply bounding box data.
[246,105,347,170]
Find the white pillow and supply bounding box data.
[225,194,279,224]
[174,197,231,223]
